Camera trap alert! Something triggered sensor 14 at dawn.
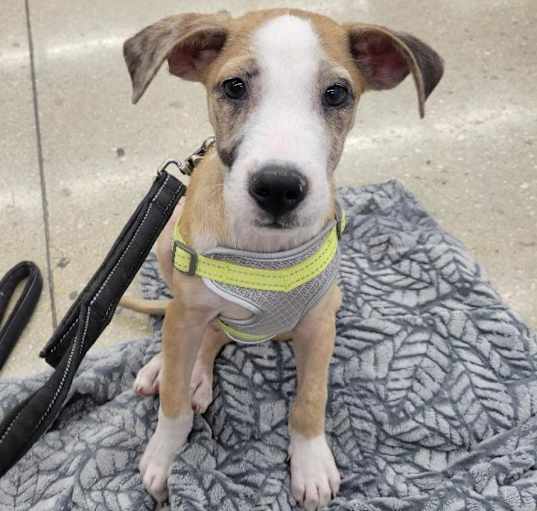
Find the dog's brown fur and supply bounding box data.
[122,8,443,508]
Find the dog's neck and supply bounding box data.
[179,149,335,254]
[227,215,329,253]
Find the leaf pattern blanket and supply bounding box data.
[1,181,537,511]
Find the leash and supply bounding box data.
[0,262,43,369]
[0,138,214,478]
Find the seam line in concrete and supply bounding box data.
[24,0,58,329]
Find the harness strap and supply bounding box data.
[172,211,347,292]
[0,168,186,477]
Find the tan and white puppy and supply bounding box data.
[123,8,443,510]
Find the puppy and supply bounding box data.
[122,8,443,509]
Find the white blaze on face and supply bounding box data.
[249,15,327,163]
[225,15,332,251]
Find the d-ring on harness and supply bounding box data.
[0,138,215,477]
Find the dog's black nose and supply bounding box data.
[248,166,308,217]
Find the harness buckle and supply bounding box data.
[335,214,346,240]
[335,202,347,240]
[173,240,198,276]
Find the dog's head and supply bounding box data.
[124,9,443,249]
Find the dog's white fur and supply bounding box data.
[225,16,331,252]
[139,409,193,501]
[289,432,341,508]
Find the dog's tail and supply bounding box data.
[119,295,169,316]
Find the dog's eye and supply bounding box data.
[323,84,349,107]
[222,78,247,100]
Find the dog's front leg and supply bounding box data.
[139,295,212,501]
[289,285,341,510]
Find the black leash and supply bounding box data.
[0,167,186,477]
[0,262,43,369]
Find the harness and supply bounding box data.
[172,142,346,343]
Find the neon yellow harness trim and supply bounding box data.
[172,216,346,293]
[218,322,269,342]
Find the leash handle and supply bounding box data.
[0,262,42,369]
[0,170,186,477]
[40,168,184,366]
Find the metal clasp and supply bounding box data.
[157,159,183,177]
[180,136,216,176]
[172,240,198,276]
[157,136,216,178]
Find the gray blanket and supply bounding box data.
[1,181,537,511]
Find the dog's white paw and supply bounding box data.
[134,353,162,396]
[289,432,340,510]
[190,362,213,414]
[134,354,214,413]
[139,411,193,501]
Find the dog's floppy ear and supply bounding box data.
[346,24,444,117]
[123,12,230,104]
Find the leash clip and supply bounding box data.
[158,136,216,177]
[157,159,183,177]
[179,136,216,176]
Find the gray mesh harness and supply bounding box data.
[201,211,344,344]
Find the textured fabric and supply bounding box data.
[1,180,537,511]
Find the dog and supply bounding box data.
[121,8,443,509]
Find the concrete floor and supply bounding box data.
[0,0,535,377]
